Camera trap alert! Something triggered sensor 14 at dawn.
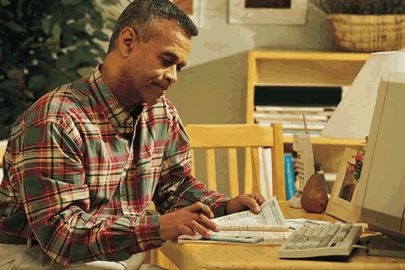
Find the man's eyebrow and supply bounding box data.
[161,52,187,67]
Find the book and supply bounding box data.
[259,147,273,200]
[257,121,325,131]
[255,106,335,117]
[254,113,329,121]
[256,110,334,117]
[257,120,326,129]
[178,197,290,245]
[255,105,335,112]
[284,154,296,200]
[283,129,322,137]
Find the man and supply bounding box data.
[0,0,265,269]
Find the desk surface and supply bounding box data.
[159,201,405,270]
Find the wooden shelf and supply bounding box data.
[283,136,365,146]
[247,49,370,125]
[247,49,370,172]
[251,49,371,61]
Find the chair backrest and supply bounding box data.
[185,123,286,200]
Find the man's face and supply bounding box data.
[120,19,192,106]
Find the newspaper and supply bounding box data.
[179,196,291,244]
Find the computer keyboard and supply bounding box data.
[278,222,364,258]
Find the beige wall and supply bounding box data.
[165,1,336,195]
[97,1,337,196]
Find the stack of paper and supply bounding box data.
[179,197,290,245]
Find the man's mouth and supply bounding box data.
[153,82,168,91]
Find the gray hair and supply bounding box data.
[107,0,198,53]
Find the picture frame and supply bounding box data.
[325,147,365,222]
[228,0,308,25]
[171,0,205,28]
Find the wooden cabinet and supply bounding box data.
[247,49,371,173]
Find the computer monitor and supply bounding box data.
[356,71,405,257]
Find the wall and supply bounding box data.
[169,2,336,125]
[0,2,337,195]
[97,0,337,196]
[165,1,336,195]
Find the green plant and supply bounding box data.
[0,0,120,140]
[311,0,405,15]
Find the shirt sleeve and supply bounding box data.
[153,114,232,217]
[7,120,162,265]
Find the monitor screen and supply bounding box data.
[356,72,405,254]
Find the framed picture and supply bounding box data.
[171,0,205,28]
[228,0,308,25]
[325,147,365,222]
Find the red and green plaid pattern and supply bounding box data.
[0,65,231,265]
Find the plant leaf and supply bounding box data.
[52,23,61,40]
[5,21,24,33]
[92,30,109,41]
[1,0,11,6]
[55,54,70,68]
[19,36,35,50]
[61,0,78,6]
[28,75,46,89]
[0,80,20,90]
[61,27,74,47]
[41,16,51,35]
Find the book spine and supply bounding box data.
[257,121,325,130]
[255,110,334,117]
[284,154,296,200]
[255,105,333,112]
[254,113,329,121]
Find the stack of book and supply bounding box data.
[254,105,336,137]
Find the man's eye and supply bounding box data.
[162,58,182,72]
[162,58,173,66]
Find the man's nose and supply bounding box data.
[165,65,177,84]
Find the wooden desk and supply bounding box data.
[159,201,405,269]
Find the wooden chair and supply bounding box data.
[152,123,286,269]
[185,123,286,200]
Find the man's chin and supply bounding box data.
[145,98,160,107]
[145,95,164,106]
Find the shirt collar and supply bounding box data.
[88,64,145,135]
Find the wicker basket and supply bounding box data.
[327,14,405,52]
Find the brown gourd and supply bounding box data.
[301,174,329,213]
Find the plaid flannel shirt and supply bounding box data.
[0,65,231,265]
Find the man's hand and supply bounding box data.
[158,202,220,241]
[226,193,266,215]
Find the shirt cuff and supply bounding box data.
[209,197,233,217]
[134,215,163,250]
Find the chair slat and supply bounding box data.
[244,147,253,194]
[187,124,274,148]
[272,123,286,200]
[228,148,239,197]
[251,147,262,195]
[206,149,217,191]
[186,124,285,200]
[190,149,195,177]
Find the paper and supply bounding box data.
[179,197,291,244]
[212,196,286,227]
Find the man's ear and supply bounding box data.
[118,27,137,58]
